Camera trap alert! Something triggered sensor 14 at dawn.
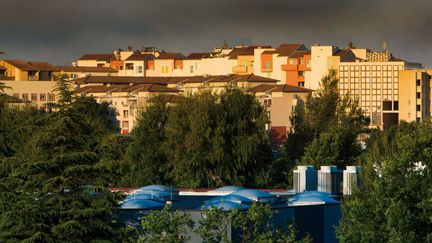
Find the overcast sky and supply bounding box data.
[0,0,431,67]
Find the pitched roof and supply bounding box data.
[249,84,312,93]
[122,83,178,93]
[57,66,118,73]
[78,54,115,62]
[156,53,185,60]
[261,50,278,55]
[289,51,310,58]
[125,53,154,61]
[166,74,279,84]
[0,66,6,70]
[238,74,279,83]
[27,62,57,71]
[3,60,39,71]
[228,45,272,59]
[76,84,178,94]
[73,76,170,85]
[76,85,130,93]
[185,52,211,60]
[334,49,353,57]
[276,44,307,57]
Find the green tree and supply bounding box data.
[122,95,171,187]
[0,76,123,241]
[196,207,231,243]
[138,205,194,243]
[337,122,432,242]
[282,71,368,185]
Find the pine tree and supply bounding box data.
[0,76,123,241]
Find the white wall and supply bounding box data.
[309,46,337,90]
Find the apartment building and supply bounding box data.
[253,44,310,85]
[2,80,57,106]
[76,54,115,67]
[55,66,118,79]
[249,84,311,144]
[399,70,431,122]
[76,83,179,134]
[166,74,279,94]
[0,60,56,81]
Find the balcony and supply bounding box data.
[281,64,298,71]
[232,65,248,73]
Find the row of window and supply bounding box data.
[13,93,55,102]
[340,65,403,71]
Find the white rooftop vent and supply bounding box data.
[293,165,317,193]
[318,166,342,195]
[343,166,361,195]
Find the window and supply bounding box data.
[31,93,37,101]
[22,93,28,101]
[265,61,271,69]
[190,65,194,73]
[289,59,297,65]
[13,93,19,98]
[416,92,421,99]
[48,93,55,101]
[123,110,129,118]
[416,79,421,86]
[125,63,133,70]
[264,99,272,107]
[137,66,143,73]
[40,93,46,101]
[393,101,399,111]
[97,63,104,67]
[417,105,421,111]
[298,71,304,77]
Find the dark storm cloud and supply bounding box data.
[0,0,431,66]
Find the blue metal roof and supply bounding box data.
[230,189,276,202]
[125,193,166,203]
[203,200,251,210]
[211,186,245,193]
[121,198,165,209]
[205,194,255,205]
[289,191,339,205]
[136,185,176,192]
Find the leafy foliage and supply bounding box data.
[337,122,432,242]
[281,71,368,186]
[123,88,273,188]
[0,76,124,241]
[138,205,194,243]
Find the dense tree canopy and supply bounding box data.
[337,122,432,242]
[0,77,123,241]
[124,88,273,188]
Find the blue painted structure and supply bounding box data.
[118,185,341,243]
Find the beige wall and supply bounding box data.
[1,80,57,106]
[399,70,430,122]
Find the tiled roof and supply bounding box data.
[156,53,185,60]
[76,85,130,93]
[27,62,57,71]
[57,66,118,73]
[261,50,278,55]
[126,53,154,61]
[185,52,211,60]
[78,54,115,61]
[249,84,312,93]
[167,74,279,84]
[0,65,6,70]
[122,83,178,93]
[276,44,307,57]
[288,51,309,58]
[228,45,272,59]
[3,60,39,71]
[334,49,352,57]
[73,76,170,85]
[76,84,178,94]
